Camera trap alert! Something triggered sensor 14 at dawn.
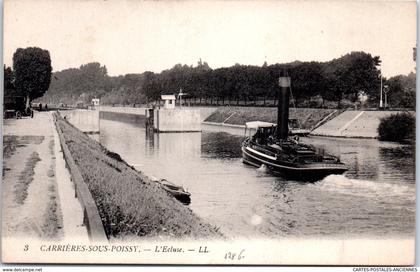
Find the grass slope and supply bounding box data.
[204,107,335,129]
[56,116,222,239]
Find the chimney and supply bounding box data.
[277,74,291,140]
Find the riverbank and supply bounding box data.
[311,110,415,138]
[204,107,338,130]
[54,114,223,239]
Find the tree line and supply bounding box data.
[4,49,416,109]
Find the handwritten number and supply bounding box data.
[238,249,245,260]
[224,250,245,261]
[23,244,29,251]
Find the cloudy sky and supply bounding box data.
[4,0,416,77]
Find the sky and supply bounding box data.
[3,0,417,78]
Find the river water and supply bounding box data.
[97,112,415,239]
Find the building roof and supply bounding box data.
[161,95,176,100]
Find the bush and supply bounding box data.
[378,112,415,142]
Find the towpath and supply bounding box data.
[2,111,88,241]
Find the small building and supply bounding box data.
[161,95,176,109]
[92,98,100,106]
[145,94,200,132]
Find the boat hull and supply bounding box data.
[163,187,191,204]
[242,145,347,182]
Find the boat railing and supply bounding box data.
[249,142,278,157]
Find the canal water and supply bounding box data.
[98,112,415,239]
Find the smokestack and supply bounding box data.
[277,74,291,140]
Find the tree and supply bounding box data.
[384,72,416,108]
[42,62,111,105]
[13,47,52,109]
[378,112,415,142]
[343,52,381,102]
[321,52,380,108]
[289,62,325,107]
[38,51,385,108]
[143,72,161,103]
[4,66,15,97]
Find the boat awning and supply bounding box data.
[245,121,276,129]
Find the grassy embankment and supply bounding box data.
[55,115,222,239]
[205,107,338,130]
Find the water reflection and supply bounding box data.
[98,114,415,239]
[152,132,201,158]
[378,146,415,184]
[201,132,243,159]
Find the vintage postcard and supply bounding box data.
[2,0,416,266]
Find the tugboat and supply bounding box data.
[241,74,347,182]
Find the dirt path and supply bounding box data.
[2,112,88,240]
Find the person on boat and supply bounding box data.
[267,135,275,145]
[254,129,268,145]
[253,129,262,144]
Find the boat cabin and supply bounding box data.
[244,121,277,145]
